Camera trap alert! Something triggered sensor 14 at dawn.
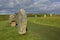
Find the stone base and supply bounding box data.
[10,22,16,27]
[19,31,26,35]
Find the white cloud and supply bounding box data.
[0,5,2,7]
[24,0,50,8]
[26,1,60,11]
[15,0,29,4]
[39,0,49,3]
[0,10,7,12]
[0,0,60,13]
[15,0,20,4]
[47,2,60,10]
[24,2,47,9]
[6,2,15,7]
[9,2,14,7]
[0,0,2,1]
[34,0,49,3]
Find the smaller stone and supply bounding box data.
[9,14,17,27]
[10,21,16,27]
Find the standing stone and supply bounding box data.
[50,14,52,17]
[44,14,46,18]
[18,9,27,35]
[35,15,37,18]
[9,14,16,27]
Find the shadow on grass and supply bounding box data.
[27,21,60,40]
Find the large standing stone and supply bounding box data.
[18,9,27,35]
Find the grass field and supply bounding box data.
[0,15,60,40]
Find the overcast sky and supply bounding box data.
[0,0,60,14]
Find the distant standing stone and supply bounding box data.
[35,15,37,18]
[50,14,52,16]
[44,14,46,18]
[18,9,27,35]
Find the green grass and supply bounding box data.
[28,17,60,27]
[0,15,60,40]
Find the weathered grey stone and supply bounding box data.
[9,14,17,27]
[18,9,27,35]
